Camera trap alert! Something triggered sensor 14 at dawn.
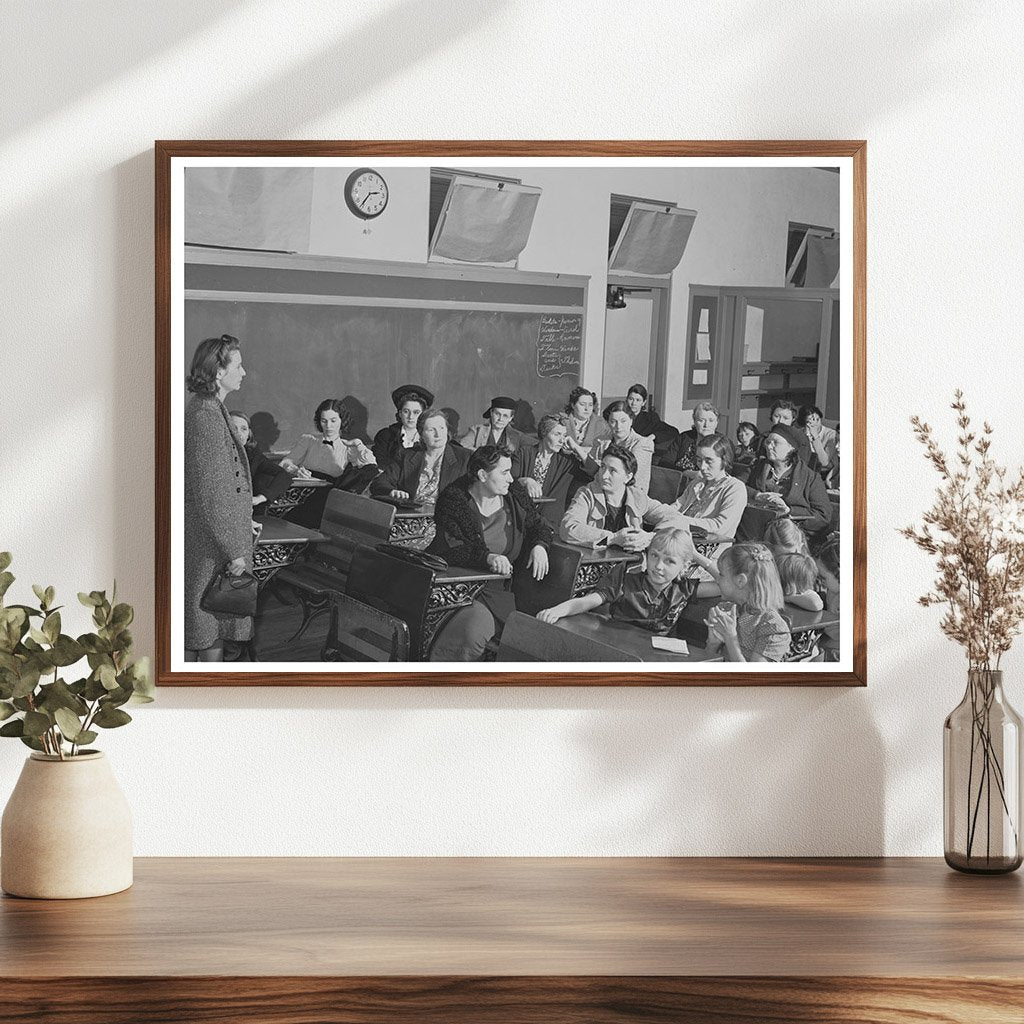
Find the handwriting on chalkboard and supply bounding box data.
[536,314,583,378]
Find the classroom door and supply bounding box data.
[684,285,837,435]
[601,278,670,413]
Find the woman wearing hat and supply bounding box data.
[745,422,831,538]
[458,396,533,453]
[372,383,435,466]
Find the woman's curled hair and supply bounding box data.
[565,386,598,415]
[186,334,239,396]
[468,444,513,480]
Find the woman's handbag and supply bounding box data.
[201,568,258,618]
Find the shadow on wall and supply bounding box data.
[571,687,886,856]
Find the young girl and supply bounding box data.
[774,551,824,612]
[763,518,810,556]
[537,528,716,635]
[703,542,791,662]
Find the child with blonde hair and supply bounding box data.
[775,551,824,612]
[763,518,810,555]
[703,542,790,662]
[537,528,716,635]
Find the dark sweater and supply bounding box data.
[369,444,470,501]
[511,446,598,525]
[746,458,832,535]
[428,476,554,572]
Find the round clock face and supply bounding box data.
[344,168,389,220]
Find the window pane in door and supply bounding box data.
[602,292,654,401]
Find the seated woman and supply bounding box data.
[767,399,812,465]
[370,408,469,505]
[230,412,291,517]
[563,386,610,452]
[592,400,654,495]
[625,383,678,465]
[428,445,553,662]
[372,383,434,466]
[560,444,687,551]
[798,404,837,480]
[459,396,533,453]
[744,423,832,539]
[280,398,377,484]
[658,401,719,473]
[732,421,761,483]
[674,433,748,541]
[512,413,598,526]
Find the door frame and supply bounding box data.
[606,272,672,415]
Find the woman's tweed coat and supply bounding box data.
[184,394,254,649]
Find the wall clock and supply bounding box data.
[344,167,389,220]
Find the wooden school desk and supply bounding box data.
[1,857,1019,1023]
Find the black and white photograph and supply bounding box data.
[160,146,860,681]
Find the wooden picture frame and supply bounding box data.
[156,141,866,686]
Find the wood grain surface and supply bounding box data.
[2,857,1021,1022]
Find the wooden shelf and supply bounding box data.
[1,857,1021,1022]
[742,361,818,374]
[739,387,817,399]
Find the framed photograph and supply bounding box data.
[156,141,865,686]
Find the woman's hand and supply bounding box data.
[521,477,543,499]
[527,545,549,580]
[293,466,314,480]
[389,489,411,500]
[486,553,514,576]
[563,437,588,460]
[226,556,246,577]
[536,604,564,624]
[612,527,653,552]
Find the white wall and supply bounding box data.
[1,0,1022,856]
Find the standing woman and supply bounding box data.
[592,400,654,495]
[184,335,254,663]
[372,383,434,466]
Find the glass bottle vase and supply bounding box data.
[944,669,1023,873]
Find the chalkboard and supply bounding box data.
[184,301,584,454]
[536,314,583,378]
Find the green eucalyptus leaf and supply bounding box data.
[50,635,86,667]
[31,584,47,608]
[79,634,112,655]
[0,651,18,673]
[0,607,27,652]
[98,664,118,690]
[0,572,14,602]
[0,552,11,573]
[42,611,60,644]
[54,707,85,741]
[0,700,15,721]
[0,718,25,737]
[78,592,100,607]
[21,637,42,654]
[28,627,49,646]
[92,705,131,729]
[104,686,132,709]
[36,679,89,717]
[22,710,51,738]
[110,603,133,629]
[11,665,41,699]
[83,675,108,701]
[75,730,98,746]
[12,697,33,712]
[19,735,44,752]
[127,657,154,700]
[44,586,55,608]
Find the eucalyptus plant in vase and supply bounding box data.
[0,552,154,898]
[902,392,1024,873]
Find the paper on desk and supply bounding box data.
[652,637,688,654]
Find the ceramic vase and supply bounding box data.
[1,751,133,898]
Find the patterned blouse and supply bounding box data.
[415,451,445,503]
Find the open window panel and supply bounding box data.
[786,222,840,288]
[428,169,542,268]
[608,195,697,276]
